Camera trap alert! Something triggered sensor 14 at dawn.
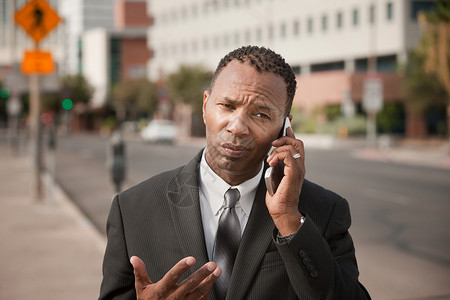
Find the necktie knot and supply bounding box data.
[224,188,240,208]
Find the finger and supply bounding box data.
[186,267,222,300]
[177,262,219,295]
[159,256,196,289]
[130,256,152,292]
[268,144,303,166]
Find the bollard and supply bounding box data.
[108,130,126,194]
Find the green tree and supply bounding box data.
[166,65,212,113]
[60,75,93,105]
[112,78,158,122]
[417,0,450,139]
[402,51,447,137]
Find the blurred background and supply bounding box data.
[0,0,449,299]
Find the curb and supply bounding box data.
[42,171,107,252]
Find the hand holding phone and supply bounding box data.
[264,117,291,196]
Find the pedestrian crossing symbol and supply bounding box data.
[14,0,61,44]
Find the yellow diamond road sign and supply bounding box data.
[14,0,61,44]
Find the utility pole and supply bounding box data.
[363,1,383,148]
[14,0,61,202]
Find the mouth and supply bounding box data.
[221,143,249,159]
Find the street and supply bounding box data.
[51,133,450,300]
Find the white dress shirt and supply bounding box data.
[199,149,264,261]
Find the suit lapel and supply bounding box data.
[226,177,274,300]
[166,151,211,279]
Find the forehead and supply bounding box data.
[212,61,287,107]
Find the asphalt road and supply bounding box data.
[51,133,450,300]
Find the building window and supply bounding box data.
[245,29,251,43]
[355,58,368,72]
[109,38,121,84]
[377,54,397,72]
[223,0,230,9]
[192,4,198,17]
[256,27,262,42]
[336,11,343,29]
[180,42,187,55]
[311,61,345,73]
[293,19,300,36]
[203,2,210,14]
[203,38,209,51]
[234,32,240,45]
[181,6,187,20]
[352,8,359,26]
[214,36,220,49]
[280,22,287,38]
[292,65,301,75]
[307,17,313,34]
[267,23,274,40]
[223,34,229,47]
[369,4,375,24]
[172,9,178,22]
[234,0,240,7]
[386,2,393,20]
[321,15,328,32]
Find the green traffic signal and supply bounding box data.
[0,88,10,99]
[62,98,73,110]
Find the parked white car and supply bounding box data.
[140,120,176,143]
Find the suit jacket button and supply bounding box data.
[307,264,315,272]
[298,249,308,258]
[302,257,311,265]
[310,270,319,278]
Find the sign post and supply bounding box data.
[14,0,61,201]
[363,76,383,148]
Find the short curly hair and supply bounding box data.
[211,45,297,116]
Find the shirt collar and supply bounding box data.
[199,148,263,217]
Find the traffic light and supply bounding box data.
[0,87,10,99]
[62,98,73,110]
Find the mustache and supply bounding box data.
[216,130,254,148]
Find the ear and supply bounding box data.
[288,114,293,122]
[202,90,210,125]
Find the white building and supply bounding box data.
[147,0,437,111]
[59,0,116,75]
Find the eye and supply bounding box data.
[219,103,234,109]
[254,112,270,119]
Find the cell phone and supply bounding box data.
[264,117,291,196]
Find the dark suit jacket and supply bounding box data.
[99,150,371,299]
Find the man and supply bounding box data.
[99,46,371,299]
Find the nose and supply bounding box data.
[226,112,249,136]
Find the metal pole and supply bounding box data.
[366,0,378,148]
[30,43,43,201]
[8,0,20,155]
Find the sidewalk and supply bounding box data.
[351,138,450,170]
[0,145,106,300]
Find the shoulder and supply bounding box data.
[299,179,350,232]
[118,149,203,206]
[119,166,184,202]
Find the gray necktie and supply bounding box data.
[213,188,241,300]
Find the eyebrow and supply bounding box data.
[223,97,274,112]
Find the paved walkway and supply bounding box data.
[0,144,105,300]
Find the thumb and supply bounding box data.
[130,256,152,292]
